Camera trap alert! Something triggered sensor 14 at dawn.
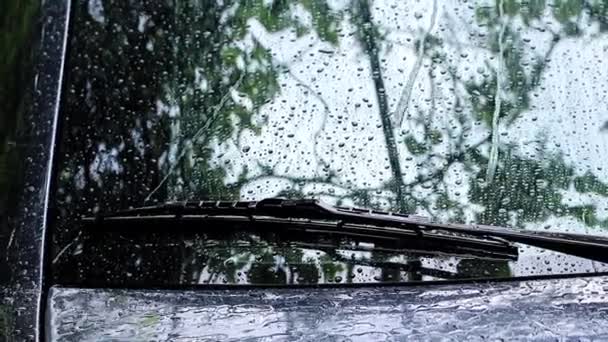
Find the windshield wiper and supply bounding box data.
[83,198,608,264]
[83,198,516,260]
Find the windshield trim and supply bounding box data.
[52,270,608,291]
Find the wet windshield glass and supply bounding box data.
[52,0,608,285]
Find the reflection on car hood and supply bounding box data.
[48,276,608,341]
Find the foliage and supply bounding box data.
[0,0,38,158]
[439,0,608,226]
[0,0,39,288]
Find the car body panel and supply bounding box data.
[48,275,608,341]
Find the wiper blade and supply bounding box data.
[88,198,608,262]
[84,198,517,261]
[84,197,608,264]
[89,198,427,224]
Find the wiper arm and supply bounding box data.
[84,198,517,261]
[85,198,608,264]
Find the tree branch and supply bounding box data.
[394,0,438,127]
[357,0,408,212]
[144,73,245,203]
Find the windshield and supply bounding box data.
[52,0,608,286]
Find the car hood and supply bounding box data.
[47,276,608,341]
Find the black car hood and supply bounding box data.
[47,275,608,341]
